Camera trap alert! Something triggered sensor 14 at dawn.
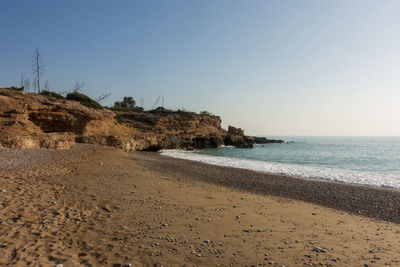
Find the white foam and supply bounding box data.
[160,149,400,189]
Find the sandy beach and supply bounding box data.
[1,144,400,266]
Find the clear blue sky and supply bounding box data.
[1,0,400,136]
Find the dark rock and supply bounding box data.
[252,136,284,144]
[223,126,254,148]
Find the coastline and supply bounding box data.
[1,144,400,266]
[134,151,400,224]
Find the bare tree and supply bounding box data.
[73,81,85,92]
[44,80,49,91]
[96,93,111,104]
[152,95,161,109]
[32,47,44,94]
[20,74,24,88]
[24,78,30,92]
[32,78,37,93]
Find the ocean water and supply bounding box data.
[161,136,400,189]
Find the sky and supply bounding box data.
[1,0,400,136]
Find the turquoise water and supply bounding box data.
[162,137,400,188]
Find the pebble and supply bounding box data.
[312,247,327,253]
[0,189,6,193]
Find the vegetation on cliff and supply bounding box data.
[111,96,143,112]
[66,91,103,109]
[0,86,24,92]
[40,90,64,99]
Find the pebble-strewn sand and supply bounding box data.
[1,145,400,266]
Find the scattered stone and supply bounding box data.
[312,247,327,253]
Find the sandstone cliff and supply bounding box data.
[0,89,282,150]
[0,89,139,149]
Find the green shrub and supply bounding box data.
[40,90,64,99]
[1,86,24,91]
[66,92,103,109]
[200,111,213,116]
[112,96,138,111]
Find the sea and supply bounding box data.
[161,136,400,189]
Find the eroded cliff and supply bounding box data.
[0,89,281,150]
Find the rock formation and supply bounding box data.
[0,89,282,150]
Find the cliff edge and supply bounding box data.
[0,89,282,150]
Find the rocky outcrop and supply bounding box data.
[0,89,283,151]
[224,126,254,148]
[0,89,136,149]
[253,136,284,144]
[223,126,284,148]
[115,109,226,150]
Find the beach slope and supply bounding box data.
[1,145,400,266]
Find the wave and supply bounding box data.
[160,149,400,189]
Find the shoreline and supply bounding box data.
[133,151,400,224]
[160,147,400,190]
[2,144,400,266]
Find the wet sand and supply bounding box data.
[1,144,400,266]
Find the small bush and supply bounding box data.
[112,96,139,111]
[149,107,174,115]
[1,86,24,91]
[40,90,64,99]
[66,92,103,109]
[200,111,213,116]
